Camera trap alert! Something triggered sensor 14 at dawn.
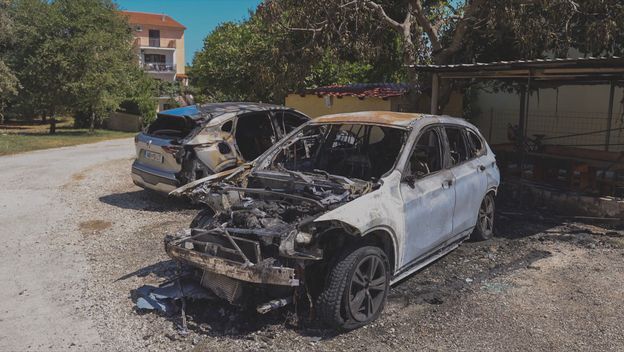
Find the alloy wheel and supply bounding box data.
[347,255,387,322]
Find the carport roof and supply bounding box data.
[297,83,413,99]
[410,56,624,84]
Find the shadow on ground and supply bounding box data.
[117,260,178,282]
[127,213,560,341]
[99,189,196,212]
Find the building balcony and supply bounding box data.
[143,63,175,72]
[138,39,177,50]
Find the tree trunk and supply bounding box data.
[49,117,57,134]
[41,114,47,123]
[89,111,95,133]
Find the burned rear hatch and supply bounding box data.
[135,106,204,175]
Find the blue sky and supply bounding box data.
[115,0,262,65]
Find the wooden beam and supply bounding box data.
[605,80,616,151]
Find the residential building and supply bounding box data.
[121,11,188,86]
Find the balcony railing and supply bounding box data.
[143,63,175,72]
[148,38,160,47]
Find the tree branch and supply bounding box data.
[361,0,404,32]
[411,0,442,52]
[435,0,486,63]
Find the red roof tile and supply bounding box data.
[300,83,412,99]
[119,11,186,30]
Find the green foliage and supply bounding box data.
[190,4,404,103]
[0,0,19,121]
[124,67,157,125]
[305,51,373,87]
[5,0,156,130]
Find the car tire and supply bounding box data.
[471,192,495,241]
[316,246,390,331]
[190,208,215,229]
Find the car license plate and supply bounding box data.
[144,150,163,163]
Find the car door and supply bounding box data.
[399,126,456,266]
[443,126,488,235]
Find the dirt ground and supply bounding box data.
[54,157,624,352]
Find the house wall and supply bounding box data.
[471,84,624,151]
[285,95,393,118]
[286,92,465,119]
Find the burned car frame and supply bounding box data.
[166,111,500,330]
[132,103,309,193]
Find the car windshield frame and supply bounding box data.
[253,121,410,182]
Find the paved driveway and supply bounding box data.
[0,139,134,351]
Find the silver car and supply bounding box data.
[132,102,310,193]
[166,112,500,330]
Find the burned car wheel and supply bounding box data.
[190,208,215,229]
[471,193,495,241]
[317,246,390,330]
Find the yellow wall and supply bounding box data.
[286,92,464,119]
[285,95,393,118]
[175,32,185,75]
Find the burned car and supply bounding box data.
[132,103,309,193]
[165,111,500,330]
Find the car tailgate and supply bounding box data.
[134,132,183,173]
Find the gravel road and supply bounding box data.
[0,139,134,350]
[1,139,623,351]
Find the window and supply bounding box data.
[466,130,484,158]
[148,30,160,47]
[235,113,275,161]
[407,129,442,177]
[445,127,469,165]
[144,54,166,63]
[273,112,308,135]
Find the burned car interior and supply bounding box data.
[272,123,407,181]
[236,111,310,161]
[146,113,197,139]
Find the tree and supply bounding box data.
[265,0,624,109]
[7,0,152,133]
[8,0,69,128]
[191,5,403,103]
[0,0,19,123]
[53,0,137,132]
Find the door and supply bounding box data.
[400,127,456,266]
[443,126,487,235]
[148,29,160,47]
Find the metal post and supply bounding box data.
[518,86,526,141]
[488,108,494,142]
[524,74,532,142]
[605,80,616,151]
[431,73,439,115]
[518,85,527,172]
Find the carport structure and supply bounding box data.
[411,57,624,197]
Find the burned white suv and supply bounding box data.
[166,111,500,330]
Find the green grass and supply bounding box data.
[0,118,136,156]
